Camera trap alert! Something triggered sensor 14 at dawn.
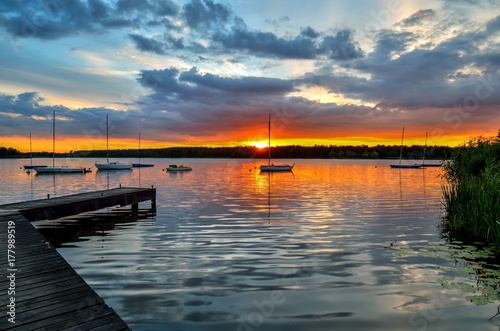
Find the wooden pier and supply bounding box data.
[0,187,156,330]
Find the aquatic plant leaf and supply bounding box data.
[465,295,491,305]
[389,240,500,305]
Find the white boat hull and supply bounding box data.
[35,166,86,174]
[259,164,294,172]
[95,162,132,170]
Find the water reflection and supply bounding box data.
[1,158,498,330]
[35,209,156,248]
[95,169,133,189]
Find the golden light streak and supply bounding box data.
[0,112,22,118]
[288,86,376,107]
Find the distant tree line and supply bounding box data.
[70,144,453,159]
[1,144,455,159]
[0,147,21,157]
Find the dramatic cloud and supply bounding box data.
[0,0,499,150]
[213,28,363,60]
[128,34,166,55]
[319,30,364,60]
[400,9,435,26]
[0,0,179,39]
[213,28,318,59]
[182,0,231,29]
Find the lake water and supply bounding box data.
[1,158,499,330]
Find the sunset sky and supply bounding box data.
[1,0,499,152]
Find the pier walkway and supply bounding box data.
[0,187,156,330]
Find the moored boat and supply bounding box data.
[24,165,48,170]
[390,164,422,169]
[260,164,295,171]
[259,114,294,172]
[415,131,442,168]
[95,162,132,170]
[34,111,88,174]
[95,114,132,170]
[165,164,192,172]
[390,127,422,169]
[23,133,47,170]
[132,163,154,168]
[35,166,90,174]
[131,132,154,168]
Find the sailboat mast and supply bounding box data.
[138,132,141,165]
[268,114,271,166]
[106,114,109,163]
[52,110,55,168]
[423,131,428,166]
[29,133,32,167]
[398,127,405,166]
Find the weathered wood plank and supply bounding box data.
[0,217,130,330]
[0,188,152,331]
[0,187,156,222]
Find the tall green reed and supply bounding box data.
[442,134,500,251]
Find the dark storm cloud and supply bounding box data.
[132,67,330,137]
[213,28,363,60]
[128,34,166,54]
[213,28,317,59]
[182,0,230,29]
[88,0,110,19]
[0,0,96,39]
[0,92,45,117]
[301,26,320,39]
[127,6,499,138]
[318,30,364,60]
[138,67,296,100]
[178,67,296,94]
[0,0,179,39]
[304,12,500,113]
[0,0,364,62]
[372,31,416,56]
[0,91,144,140]
[116,0,178,16]
[2,1,499,144]
[486,15,500,33]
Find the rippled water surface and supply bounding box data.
[1,158,499,330]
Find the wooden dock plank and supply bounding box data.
[0,215,131,330]
[0,187,156,221]
[0,187,155,331]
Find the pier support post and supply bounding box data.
[132,203,138,212]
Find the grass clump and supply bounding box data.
[442,132,500,251]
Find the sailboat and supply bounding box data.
[417,132,442,167]
[132,132,154,167]
[95,114,133,170]
[23,133,47,170]
[390,127,422,169]
[259,114,294,172]
[35,111,89,174]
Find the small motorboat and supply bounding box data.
[165,164,192,172]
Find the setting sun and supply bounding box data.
[251,141,268,149]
